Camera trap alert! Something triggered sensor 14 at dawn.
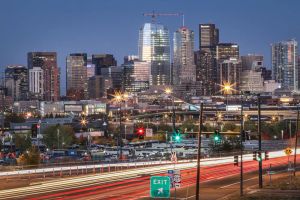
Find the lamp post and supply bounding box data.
[294,106,299,176]
[221,82,245,196]
[165,88,175,132]
[195,103,203,200]
[113,91,128,160]
[257,94,263,188]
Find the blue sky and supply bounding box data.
[1,0,300,94]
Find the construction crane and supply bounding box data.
[143,11,185,26]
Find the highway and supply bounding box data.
[0,150,297,200]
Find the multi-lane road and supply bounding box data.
[0,150,297,200]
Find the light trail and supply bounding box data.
[0,149,297,200]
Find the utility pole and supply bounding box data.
[294,106,299,176]
[240,94,244,196]
[257,94,263,188]
[196,103,203,200]
[119,101,123,160]
[172,95,176,132]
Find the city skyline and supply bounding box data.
[1,0,300,94]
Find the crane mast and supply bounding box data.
[143,11,185,26]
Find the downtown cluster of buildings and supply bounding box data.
[1,21,299,114]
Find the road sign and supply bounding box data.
[284,147,293,156]
[173,170,181,188]
[150,176,171,198]
[146,128,153,137]
[167,170,174,188]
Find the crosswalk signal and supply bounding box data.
[253,151,257,161]
[265,151,269,160]
[234,155,239,166]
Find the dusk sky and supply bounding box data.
[1,0,300,94]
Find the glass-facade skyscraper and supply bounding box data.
[138,23,170,86]
[272,39,299,92]
[173,26,196,85]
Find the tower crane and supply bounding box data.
[143,11,185,26]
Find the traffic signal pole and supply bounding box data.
[196,103,203,200]
[240,94,244,196]
[258,94,263,188]
[294,106,299,176]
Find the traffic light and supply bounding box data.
[253,151,257,161]
[31,124,38,138]
[257,151,262,162]
[234,155,239,166]
[265,151,269,160]
[136,127,145,139]
[173,130,182,143]
[213,129,221,143]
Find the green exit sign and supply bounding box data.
[150,176,171,198]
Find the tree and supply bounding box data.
[43,125,75,149]
[17,146,40,167]
[157,123,172,133]
[14,133,31,153]
[244,121,257,132]
[180,119,198,133]
[222,122,237,132]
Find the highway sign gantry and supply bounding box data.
[150,176,171,198]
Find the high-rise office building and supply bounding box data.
[92,54,117,76]
[5,65,28,101]
[66,53,88,100]
[101,66,124,90]
[195,24,219,95]
[139,23,171,86]
[29,67,44,100]
[271,39,299,92]
[27,52,60,101]
[173,27,196,85]
[199,24,219,51]
[88,76,112,99]
[241,54,264,71]
[122,60,150,92]
[87,56,95,78]
[219,58,242,94]
[194,50,217,95]
[216,43,239,61]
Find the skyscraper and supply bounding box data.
[92,54,117,76]
[122,59,150,92]
[29,67,44,100]
[241,54,264,71]
[195,23,219,95]
[5,65,28,101]
[199,24,219,51]
[173,26,196,85]
[139,23,171,86]
[271,39,299,92]
[27,52,60,101]
[216,43,239,61]
[219,58,242,94]
[66,53,88,100]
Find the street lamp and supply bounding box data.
[112,91,128,160]
[164,88,175,132]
